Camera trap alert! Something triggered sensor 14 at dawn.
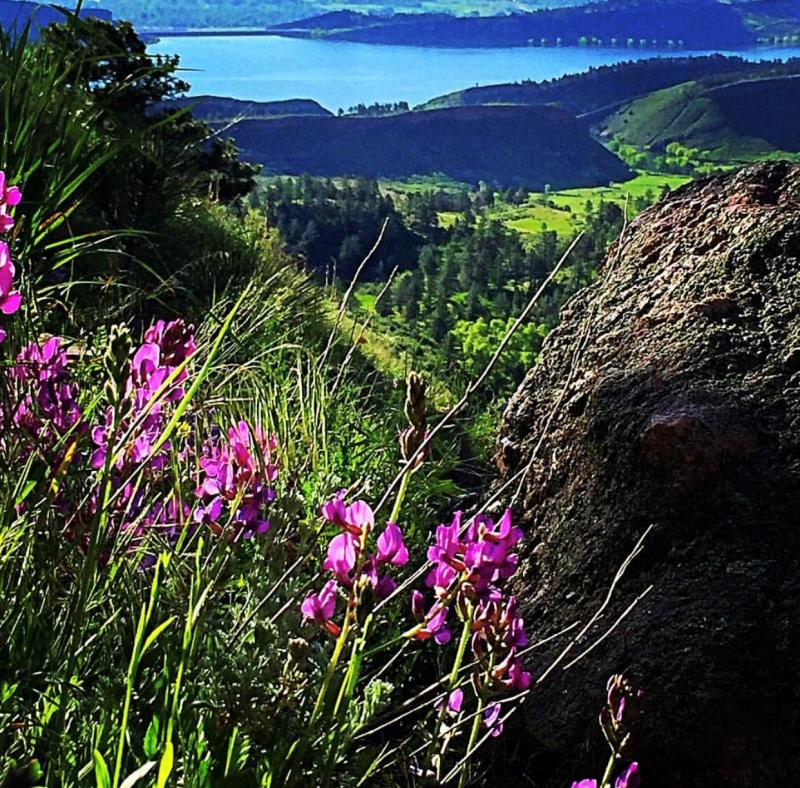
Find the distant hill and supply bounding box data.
[157,96,332,121]
[269,0,794,49]
[601,74,800,160]
[94,1,612,32]
[215,105,632,188]
[0,0,111,36]
[420,56,800,115]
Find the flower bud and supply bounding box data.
[404,371,427,431]
[600,675,644,752]
[103,324,132,400]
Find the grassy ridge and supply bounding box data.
[602,75,800,160]
[419,55,800,113]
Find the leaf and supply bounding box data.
[14,479,37,506]
[93,750,111,788]
[142,617,176,656]
[156,742,173,788]
[27,760,43,781]
[119,761,157,788]
[143,716,161,759]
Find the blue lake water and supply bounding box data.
[149,35,800,112]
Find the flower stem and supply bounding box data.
[458,695,486,788]
[600,750,620,788]
[449,611,473,688]
[309,612,352,727]
[430,607,473,778]
[389,468,411,525]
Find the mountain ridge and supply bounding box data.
[419,55,800,114]
[267,0,799,49]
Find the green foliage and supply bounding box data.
[611,136,723,176]
[361,196,625,407]
[257,176,423,282]
[0,15,261,333]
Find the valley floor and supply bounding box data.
[385,171,691,239]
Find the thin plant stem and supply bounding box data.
[600,750,620,788]
[309,614,353,727]
[458,696,485,788]
[429,607,473,777]
[389,468,411,525]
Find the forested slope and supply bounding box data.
[420,56,800,114]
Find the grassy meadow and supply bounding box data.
[460,172,690,239]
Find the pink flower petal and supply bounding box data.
[0,290,21,315]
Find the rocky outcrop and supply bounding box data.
[497,162,800,786]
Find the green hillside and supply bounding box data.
[419,56,800,114]
[602,74,800,161]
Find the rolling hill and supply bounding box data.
[98,0,611,32]
[601,74,800,160]
[215,105,632,188]
[0,0,111,36]
[269,0,796,49]
[419,56,800,114]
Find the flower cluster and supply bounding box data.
[301,493,409,636]
[85,320,198,552]
[0,171,22,233]
[0,313,282,564]
[0,172,22,342]
[600,674,644,752]
[8,338,83,455]
[91,319,196,473]
[471,595,531,693]
[411,511,530,689]
[194,421,278,539]
[411,509,529,749]
[400,371,429,470]
[81,319,280,560]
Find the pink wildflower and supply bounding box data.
[0,171,22,233]
[301,579,341,637]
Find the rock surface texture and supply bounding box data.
[497,162,800,787]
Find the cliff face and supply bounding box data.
[497,162,800,786]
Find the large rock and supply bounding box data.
[497,162,800,786]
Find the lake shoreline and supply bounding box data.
[149,34,800,111]
[144,29,800,52]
